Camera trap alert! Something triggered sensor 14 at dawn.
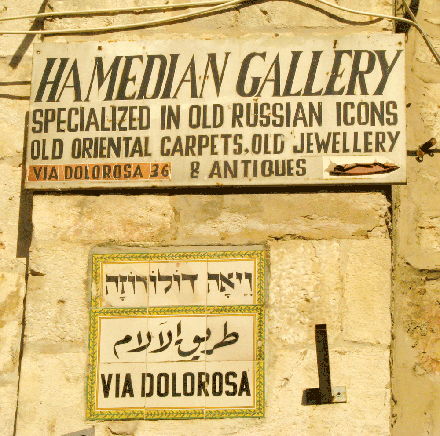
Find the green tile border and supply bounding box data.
[144,409,204,420]
[87,409,145,421]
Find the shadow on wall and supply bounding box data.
[17,111,33,260]
[395,0,420,34]
[9,0,48,69]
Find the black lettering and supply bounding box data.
[117,106,128,131]
[85,56,123,101]
[225,372,237,396]
[238,371,251,396]
[257,53,281,97]
[296,158,306,176]
[316,133,331,153]
[56,60,82,102]
[236,52,266,97]
[137,55,167,99]
[375,132,386,152]
[224,160,238,178]
[324,50,352,95]
[67,107,79,132]
[157,373,169,397]
[101,374,112,398]
[115,373,120,398]
[303,51,324,96]
[183,372,195,396]
[173,56,198,98]
[208,161,221,178]
[386,101,398,125]
[116,56,143,100]
[35,58,69,102]
[30,140,41,160]
[51,139,63,159]
[139,106,150,129]
[371,101,385,126]
[212,372,223,396]
[199,53,230,98]
[388,131,400,152]
[121,373,134,397]
[172,372,182,397]
[161,54,180,99]
[144,373,154,397]
[232,103,243,127]
[282,51,303,96]
[32,109,43,133]
[346,50,376,95]
[364,131,373,152]
[198,372,209,396]
[374,50,403,95]
[44,109,55,133]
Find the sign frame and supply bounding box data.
[27,35,406,189]
[86,245,266,420]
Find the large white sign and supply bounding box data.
[26,35,405,189]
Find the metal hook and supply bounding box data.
[302,324,347,405]
[416,138,437,162]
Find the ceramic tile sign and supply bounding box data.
[26,34,405,189]
[87,246,265,420]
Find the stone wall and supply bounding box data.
[392,0,440,434]
[16,193,392,436]
[0,1,42,433]
[1,0,438,435]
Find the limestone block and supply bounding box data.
[32,195,174,244]
[0,383,19,436]
[267,239,343,346]
[416,211,440,252]
[0,271,25,436]
[15,351,88,436]
[43,0,393,36]
[342,239,391,345]
[172,192,390,244]
[245,0,393,31]
[0,271,25,373]
[412,85,440,135]
[399,277,440,375]
[26,242,90,345]
[117,346,389,436]
[0,57,32,160]
[0,163,23,259]
[261,346,390,436]
[12,343,391,436]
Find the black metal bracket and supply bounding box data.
[302,324,347,405]
[407,138,438,162]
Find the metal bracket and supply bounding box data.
[407,138,438,162]
[302,324,347,405]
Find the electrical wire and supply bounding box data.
[0,0,439,67]
[0,0,229,22]
[313,0,440,65]
[0,0,249,34]
[401,0,440,65]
